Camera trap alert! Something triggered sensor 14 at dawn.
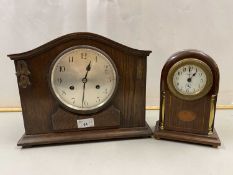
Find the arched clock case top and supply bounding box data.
[8,32,152,148]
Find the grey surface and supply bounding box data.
[0,110,233,175]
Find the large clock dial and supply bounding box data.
[167,58,213,100]
[50,46,118,113]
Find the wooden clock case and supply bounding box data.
[154,50,221,147]
[8,32,152,147]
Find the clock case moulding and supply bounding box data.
[154,50,221,147]
[8,32,152,148]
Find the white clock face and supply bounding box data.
[173,64,207,95]
[50,46,118,113]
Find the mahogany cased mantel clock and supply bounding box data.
[8,32,152,148]
[154,50,221,147]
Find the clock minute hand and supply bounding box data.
[82,83,86,108]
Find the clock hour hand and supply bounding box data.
[187,68,197,82]
[84,61,91,79]
[191,68,197,78]
[82,61,91,108]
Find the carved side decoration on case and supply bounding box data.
[16,60,31,88]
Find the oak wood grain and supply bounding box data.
[8,32,152,147]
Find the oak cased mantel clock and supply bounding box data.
[8,32,152,148]
[154,50,221,147]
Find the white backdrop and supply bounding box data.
[1,0,233,107]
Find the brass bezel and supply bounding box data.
[167,58,213,101]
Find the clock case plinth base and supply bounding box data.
[154,121,221,148]
[17,123,152,148]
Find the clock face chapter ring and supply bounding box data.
[167,58,213,100]
[49,45,119,114]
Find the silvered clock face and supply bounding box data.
[173,64,207,95]
[50,46,118,113]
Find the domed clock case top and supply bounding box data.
[154,50,221,147]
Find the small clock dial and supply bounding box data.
[173,64,207,95]
[50,46,118,113]
[167,58,213,100]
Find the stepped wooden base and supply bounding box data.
[18,123,152,148]
[154,121,221,148]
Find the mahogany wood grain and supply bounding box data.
[154,50,221,147]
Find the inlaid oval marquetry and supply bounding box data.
[177,111,196,122]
